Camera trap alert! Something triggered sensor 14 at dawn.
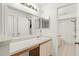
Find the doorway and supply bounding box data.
[58,17,76,56]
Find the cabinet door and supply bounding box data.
[46,41,52,56]
[40,41,52,56]
[40,43,47,56]
[18,16,29,36]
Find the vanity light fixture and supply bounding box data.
[21,3,38,11]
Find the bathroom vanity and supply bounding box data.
[10,36,52,56]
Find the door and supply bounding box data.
[58,18,76,56]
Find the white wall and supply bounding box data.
[38,3,58,55]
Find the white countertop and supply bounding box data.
[0,35,51,55]
[10,36,51,55]
[0,36,12,46]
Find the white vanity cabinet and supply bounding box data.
[40,40,52,56]
[40,42,47,56]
